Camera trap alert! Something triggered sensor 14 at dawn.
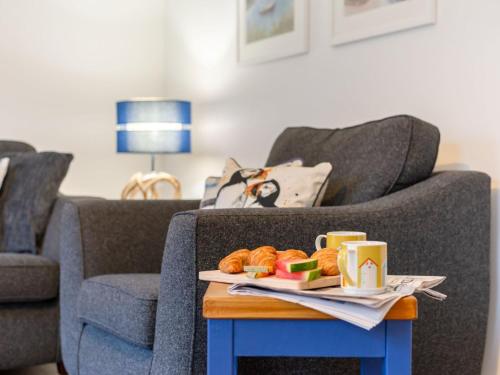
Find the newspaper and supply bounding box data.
[227,275,446,330]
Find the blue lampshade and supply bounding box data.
[116,99,191,154]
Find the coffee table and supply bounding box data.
[203,282,418,375]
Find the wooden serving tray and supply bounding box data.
[199,270,340,290]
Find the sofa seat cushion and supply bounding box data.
[0,253,59,302]
[266,115,440,206]
[78,274,160,349]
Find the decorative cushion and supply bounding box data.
[0,253,59,302]
[213,158,332,209]
[0,152,73,253]
[0,158,8,190]
[78,274,160,349]
[266,115,440,206]
[200,176,221,209]
[201,158,304,209]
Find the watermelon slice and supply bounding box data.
[276,258,318,273]
[276,268,322,282]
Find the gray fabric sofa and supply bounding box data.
[59,115,491,375]
[0,141,75,370]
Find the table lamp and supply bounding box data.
[116,98,191,200]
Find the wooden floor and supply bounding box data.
[0,364,57,375]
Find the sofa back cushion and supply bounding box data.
[265,115,440,206]
[0,152,73,253]
[0,141,35,153]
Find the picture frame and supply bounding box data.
[238,0,309,64]
[332,0,437,46]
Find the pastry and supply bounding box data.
[248,246,277,265]
[277,249,308,262]
[218,249,251,274]
[252,246,277,255]
[310,248,340,276]
[255,254,277,274]
[231,249,251,262]
[219,246,278,275]
[248,246,277,274]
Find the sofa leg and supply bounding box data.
[57,361,68,375]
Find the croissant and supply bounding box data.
[311,248,339,276]
[277,249,308,262]
[253,246,277,255]
[248,246,277,274]
[232,249,251,262]
[248,246,276,264]
[218,249,251,274]
[258,255,277,273]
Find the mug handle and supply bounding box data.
[338,247,356,287]
[315,235,327,251]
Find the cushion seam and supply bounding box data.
[384,115,414,196]
[83,279,159,301]
[79,317,153,348]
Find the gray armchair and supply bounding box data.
[59,116,491,375]
[60,199,200,375]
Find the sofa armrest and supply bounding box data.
[59,198,200,375]
[151,171,491,375]
[41,196,105,262]
[60,199,199,278]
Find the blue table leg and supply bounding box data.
[206,319,411,375]
[384,321,412,375]
[360,358,383,375]
[207,320,237,375]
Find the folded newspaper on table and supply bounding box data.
[228,275,446,330]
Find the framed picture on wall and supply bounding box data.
[332,0,437,46]
[238,0,309,64]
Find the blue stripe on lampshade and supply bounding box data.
[117,129,191,153]
[116,99,191,153]
[117,100,191,124]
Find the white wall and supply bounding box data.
[0,0,498,373]
[0,0,172,198]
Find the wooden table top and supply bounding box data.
[203,282,418,320]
